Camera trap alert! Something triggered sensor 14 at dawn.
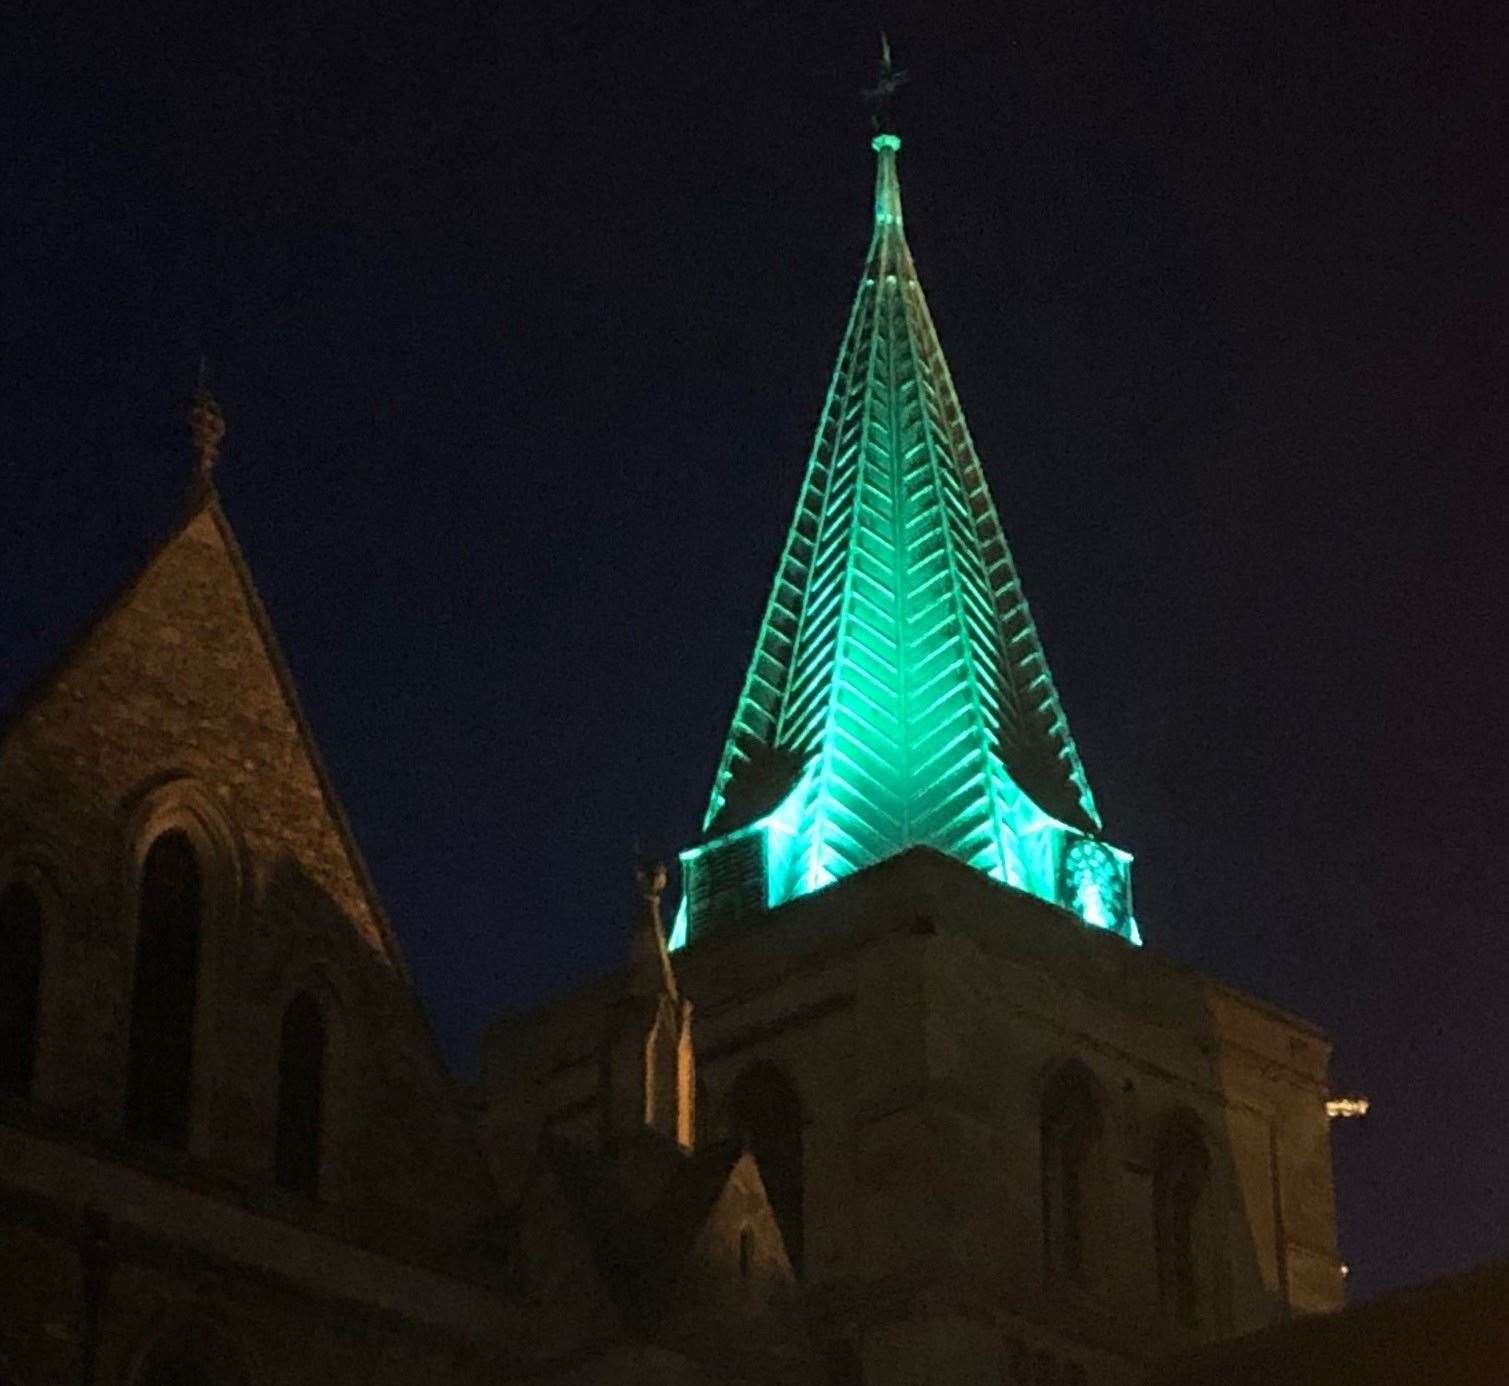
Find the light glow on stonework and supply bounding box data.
[675,133,1139,950]
[1079,880,1107,929]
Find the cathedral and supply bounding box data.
[13,112,1469,1386]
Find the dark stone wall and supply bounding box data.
[483,848,1345,1386]
[0,499,504,1383]
[0,491,1350,1386]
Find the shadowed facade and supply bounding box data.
[0,119,1366,1386]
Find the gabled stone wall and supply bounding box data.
[0,496,504,1386]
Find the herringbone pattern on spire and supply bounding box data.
[680,135,1136,946]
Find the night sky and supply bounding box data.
[3,2,1504,1304]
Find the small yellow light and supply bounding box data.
[1326,1096,1370,1119]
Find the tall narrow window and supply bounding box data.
[1041,1063,1099,1282]
[0,881,44,1096]
[727,1062,804,1275]
[1154,1121,1209,1326]
[274,991,326,1194]
[124,831,202,1147]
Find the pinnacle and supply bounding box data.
[627,863,678,999]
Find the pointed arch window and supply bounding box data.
[124,830,203,1147]
[1041,1063,1100,1283]
[275,991,326,1194]
[0,880,44,1096]
[727,1061,805,1275]
[1154,1119,1210,1326]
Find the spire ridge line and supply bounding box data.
[675,124,1140,950]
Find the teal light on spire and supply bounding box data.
[673,132,1138,949]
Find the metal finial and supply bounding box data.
[862,31,910,134]
[189,383,225,481]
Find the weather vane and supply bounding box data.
[862,32,910,134]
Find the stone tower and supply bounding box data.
[483,122,1345,1386]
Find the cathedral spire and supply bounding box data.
[674,121,1139,948]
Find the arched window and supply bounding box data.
[124,831,203,1147]
[1041,1063,1100,1282]
[274,991,326,1194]
[0,880,43,1096]
[726,1061,804,1275]
[1154,1118,1210,1326]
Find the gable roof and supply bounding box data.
[0,480,410,976]
[197,488,413,975]
[525,1133,781,1332]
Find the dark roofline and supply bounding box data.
[197,490,415,983]
[0,481,478,1087]
[1150,1256,1509,1385]
[0,485,214,746]
[188,497,489,1114]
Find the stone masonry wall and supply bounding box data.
[482,847,1344,1386]
[0,496,495,1260]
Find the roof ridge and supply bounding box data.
[0,485,217,745]
[198,491,416,981]
[0,484,488,1096]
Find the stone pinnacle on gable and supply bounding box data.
[190,384,225,484]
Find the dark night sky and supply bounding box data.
[2,1,1505,1303]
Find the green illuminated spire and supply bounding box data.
[674,131,1137,948]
